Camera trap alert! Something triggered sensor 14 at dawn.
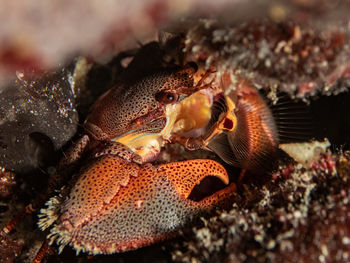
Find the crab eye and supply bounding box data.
[167,93,175,101]
[155,91,179,104]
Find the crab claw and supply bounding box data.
[38,155,235,255]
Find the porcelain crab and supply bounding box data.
[0,34,281,260]
[36,54,240,256]
[1,40,281,261]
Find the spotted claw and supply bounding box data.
[38,151,235,255]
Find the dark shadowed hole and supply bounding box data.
[309,91,350,150]
[49,241,170,263]
[28,132,57,169]
[0,205,9,213]
[187,175,228,202]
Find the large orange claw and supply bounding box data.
[38,155,235,255]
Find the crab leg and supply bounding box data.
[2,204,35,234]
[32,239,53,263]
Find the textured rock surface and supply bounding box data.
[171,152,350,263]
[182,13,350,98]
[0,66,78,173]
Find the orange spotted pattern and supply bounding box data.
[60,156,139,228]
[157,159,229,199]
[43,155,234,255]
